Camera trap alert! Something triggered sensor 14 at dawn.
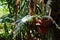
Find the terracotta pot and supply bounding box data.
[36,19,52,35]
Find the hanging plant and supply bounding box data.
[36,18,52,35]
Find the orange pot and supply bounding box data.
[36,19,52,35]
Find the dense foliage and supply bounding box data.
[0,0,60,40]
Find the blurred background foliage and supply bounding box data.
[0,0,60,40]
[0,0,31,40]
